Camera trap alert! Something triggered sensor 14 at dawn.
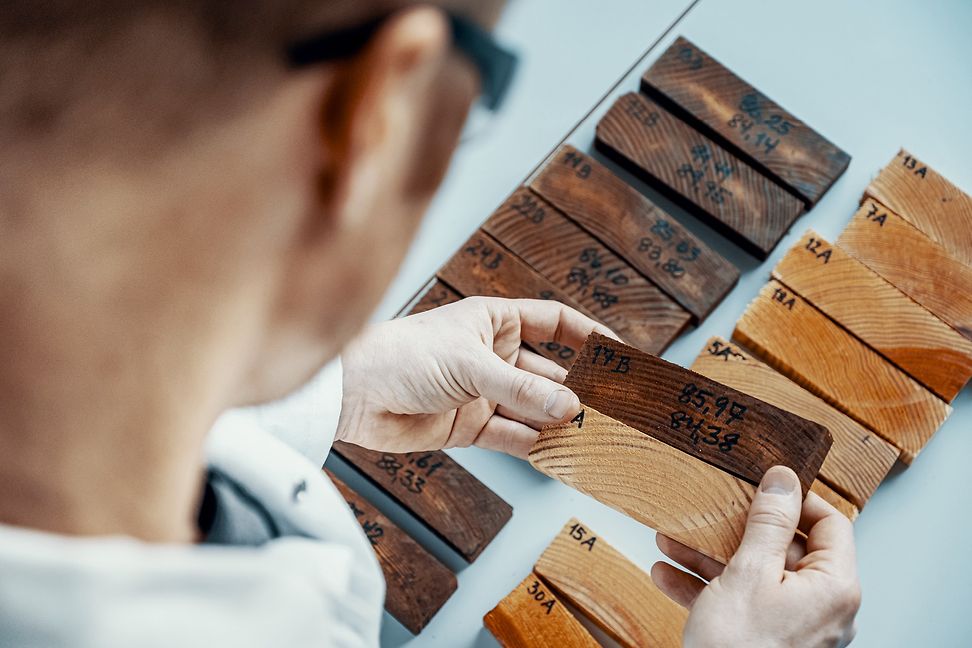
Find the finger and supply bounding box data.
[514,347,567,383]
[725,466,802,585]
[471,413,539,459]
[472,351,581,424]
[799,492,858,577]
[495,298,620,350]
[786,535,807,570]
[495,404,548,430]
[656,534,725,582]
[650,562,705,609]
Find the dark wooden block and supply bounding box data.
[407,280,463,315]
[641,36,850,206]
[563,332,832,495]
[595,92,805,259]
[325,469,457,633]
[331,442,512,561]
[528,145,738,321]
[482,187,691,354]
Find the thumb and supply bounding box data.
[726,466,802,584]
[472,352,580,424]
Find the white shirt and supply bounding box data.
[0,359,385,648]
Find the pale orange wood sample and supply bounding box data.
[534,518,686,648]
[733,280,951,463]
[772,230,972,402]
[691,336,899,509]
[865,149,972,268]
[810,480,859,522]
[529,405,754,564]
[837,199,972,341]
[484,572,599,648]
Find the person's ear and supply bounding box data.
[315,6,469,230]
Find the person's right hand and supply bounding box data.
[651,466,861,648]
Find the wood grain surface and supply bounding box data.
[810,479,859,522]
[837,199,972,341]
[865,149,972,268]
[773,230,972,402]
[482,187,692,353]
[529,406,754,563]
[528,145,739,320]
[324,469,457,633]
[641,36,850,206]
[331,442,512,561]
[691,336,899,509]
[595,92,805,258]
[562,332,831,495]
[533,518,687,647]
[733,281,952,463]
[484,573,598,648]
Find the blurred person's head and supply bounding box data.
[0,0,505,540]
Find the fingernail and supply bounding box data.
[760,467,797,495]
[544,389,576,419]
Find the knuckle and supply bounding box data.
[747,506,794,530]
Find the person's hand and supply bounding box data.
[335,296,616,458]
[652,466,861,648]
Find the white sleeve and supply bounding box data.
[234,357,344,467]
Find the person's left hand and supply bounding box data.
[335,296,616,458]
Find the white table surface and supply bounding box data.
[325,1,972,646]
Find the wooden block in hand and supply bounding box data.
[691,336,899,509]
[641,36,850,206]
[595,92,805,258]
[530,407,754,563]
[773,230,972,402]
[482,187,692,353]
[561,332,831,495]
[528,145,739,320]
[331,443,512,561]
[533,518,686,647]
[733,281,951,462]
[837,199,972,341]
[865,149,972,268]
[484,573,598,648]
[325,470,457,633]
[407,280,462,315]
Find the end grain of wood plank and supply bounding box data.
[595,92,805,258]
[733,281,951,463]
[484,573,599,648]
[810,479,859,522]
[331,442,512,561]
[865,149,972,268]
[641,36,850,206]
[773,230,972,402]
[325,470,457,633]
[528,145,739,320]
[691,336,899,509]
[482,187,692,353]
[530,407,754,564]
[837,199,972,341]
[534,518,686,648]
[563,332,831,495]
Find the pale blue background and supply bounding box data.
[325,1,972,646]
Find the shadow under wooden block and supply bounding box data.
[484,573,598,648]
[691,336,899,510]
[331,442,512,562]
[837,199,972,342]
[562,332,832,496]
[527,145,739,321]
[773,230,972,402]
[733,280,951,462]
[533,518,687,648]
[595,92,805,259]
[325,469,457,633]
[864,149,972,268]
[530,405,754,564]
[641,36,850,207]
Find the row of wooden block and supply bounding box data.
[485,518,687,648]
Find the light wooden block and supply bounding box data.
[484,573,598,648]
[810,480,859,522]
